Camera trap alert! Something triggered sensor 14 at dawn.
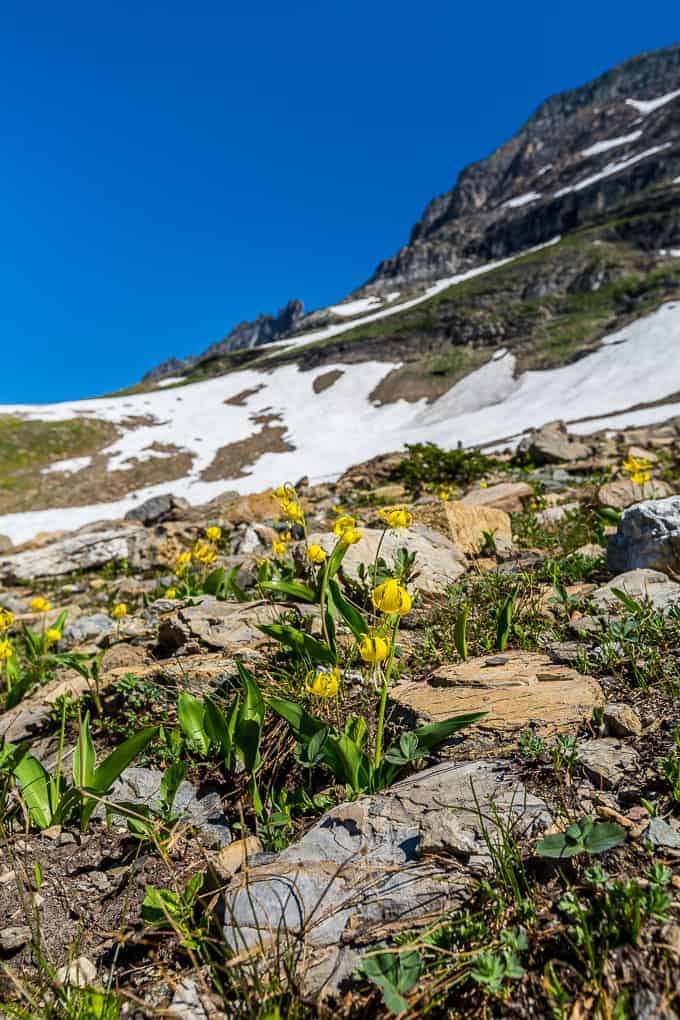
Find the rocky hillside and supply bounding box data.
[0,421,679,1018]
[0,45,679,546]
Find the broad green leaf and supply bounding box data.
[88,725,159,799]
[413,711,486,751]
[583,820,626,854]
[266,696,327,741]
[360,949,422,1016]
[72,712,96,789]
[257,623,336,664]
[327,579,368,638]
[326,540,350,580]
[496,589,517,652]
[260,580,317,602]
[159,762,187,811]
[177,693,210,755]
[328,733,365,793]
[610,587,642,615]
[12,754,54,830]
[536,832,584,859]
[237,662,265,726]
[203,567,226,597]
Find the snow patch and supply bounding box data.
[154,376,185,388]
[502,191,542,208]
[42,456,92,475]
[536,164,553,177]
[554,144,671,196]
[580,130,642,158]
[329,297,383,317]
[625,89,680,115]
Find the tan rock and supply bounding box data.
[99,643,154,673]
[626,445,659,464]
[444,501,512,556]
[372,483,409,504]
[462,481,533,513]
[597,477,674,510]
[212,836,263,880]
[223,490,281,524]
[391,650,603,736]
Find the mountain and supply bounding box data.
[1,45,679,543]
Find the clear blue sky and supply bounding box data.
[1,1,677,403]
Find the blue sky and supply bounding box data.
[1,1,677,402]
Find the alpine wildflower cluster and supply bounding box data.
[622,454,653,485]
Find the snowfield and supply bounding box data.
[1,296,679,543]
[580,130,642,158]
[625,89,680,116]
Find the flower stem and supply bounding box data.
[373,616,399,768]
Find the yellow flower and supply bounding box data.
[307,544,327,564]
[379,506,413,530]
[275,483,295,499]
[305,667,341,698]
[630,470,651,485]
[0,608,14,631]
[176,550,192,573]
[272,540,287,557]
[479,480,488,489]
[193,541,217,565]
[30,597,51,614]
[280,499,304,525]
[280,531,293,543]
[0,639,12,661]
[45,628,62,644]
[358,632,390,663]
[205,526,222,542]
[333,514,356,536]
[622,455,653,480]
[339,526,362,545]
[372,579,412,616]
[111,603,128,620]
[165,588,177,598]
[439,488,451,502]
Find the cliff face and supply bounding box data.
[366,45,680,289]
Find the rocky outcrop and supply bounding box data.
[607,496,680,575]
[0,523,141,582]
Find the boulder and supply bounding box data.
[124,492,189,525]
[597,478,673,510]
[461,481,533,513]
[606,497,680,575]
[393,651,603,736]
[222,760,550,998]
[576,738,638,789]
[107,766,231,846]
[592,569,680,613]
[603,702,642,738]
[308,525,466,594]
[0,524,142,582]
[63,613,115,646]
[159,596,296,651]
[443,502,511,556]
[518,421,591,465]
[535,502,580,526]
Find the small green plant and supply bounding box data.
[660,729,680,802]
[359,948,422,1015]
[141,873,206,950]
[537,817,626,859]
[470,927,527,996]
[519,729,545,759]
[495,588,517,651]
[453,607,469,661]
[391,442,502,495]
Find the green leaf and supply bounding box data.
[453,607,469,661]
[159,762,187,812]
[328,733,365,792]
[266,696,327,740]
[610,587,642,615]
[327,579,368,638]
[12,753,55,829]
[583,820,627,854]
[536,832,584,859]
[413,711,486,751]
[82,726,159,830]
[237,662,265,727]
[326,539,350,579]
[72,712,96,789]
[260,580,317,602]
[257,622,336,664]
[177,693,210,755]
[360,950,422,1016]
[204,695,239,768]
[496,589,517,652]
[203,566,226,597]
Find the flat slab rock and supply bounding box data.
[592,568,680,613]
[159,597,300,651]
[576,738,639,789]
[222,759,549,999]
[393,651,603,735]
[0,524,141,582]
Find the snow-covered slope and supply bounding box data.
[2,300,679,544]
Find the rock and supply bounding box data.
[535,502,580,525]
[56,956,97,987]
[633,988,679,1020]
[461,481,533,513]
[592,569,680,613]
[607,497,680,576]
[222,760,549,997]
[169,978,209,1020]
[394,651,602,736]
[223,490,280,525]
[576,738,638,789]
[645,817,680,850]
[443,502,511,557]
[63,613,115,646]
[597,478,673,510]
[0,534,12,553]
[573,543,605,559]
[124,492,189,525]
[98,643,153,673]
[126,521,198,571]
[627,445,659,464]
[234,525,265,555]
[308,525,466,594]
[0,524,142,582]
[0,925,31,952]
[211,836,264,880]
[518,421,591,465]
[372,483,408,504]
[107,767,231,846]
[159,597,295,652]
[603,702,642,738]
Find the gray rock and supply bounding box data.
[0,534,13,553]
[0,524,141,582]
[645,817,680,850]
[592,569,680,614]
[159,596,297,651]
[169,978,209,1019]
[607,497,680,576]
[535,502,579,525]
[307,525,466,595]
[222,760,549,997]
[633,988,679,1020]
[577,738,639,789]
[63,613,115,646]
[597,477,674,511]
[124,493,189,525]
[107,767,231,846]
[518,421,591,465]
[0,925,31,952]
[603,702,642,738]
